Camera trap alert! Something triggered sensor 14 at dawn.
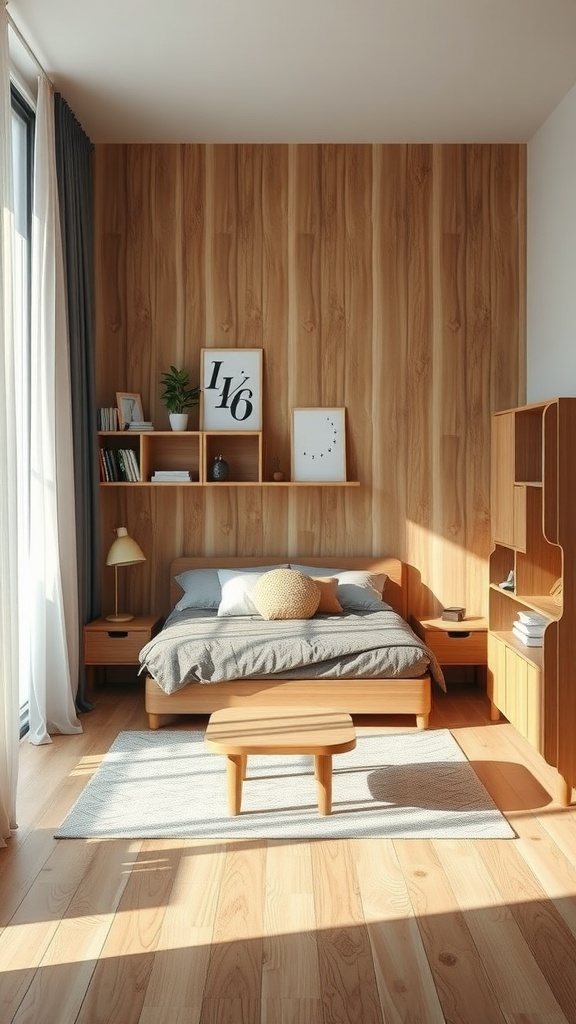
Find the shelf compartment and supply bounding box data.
[98,432,141,483]
[515,407,543,483]
[489,583,562,623]
[143,431,202,483]
[204,431,262,483]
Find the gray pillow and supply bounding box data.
[289,565,389,611]
[174,564,289,611]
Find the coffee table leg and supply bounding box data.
[226,754,244,815]
[315,754,333,815]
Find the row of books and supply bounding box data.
[99,447,140,482]
[512,610,550,647]
[150,470,192,482]
[97,407,119,431]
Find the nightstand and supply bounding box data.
[84,615,162,692]
[411,615,488,682]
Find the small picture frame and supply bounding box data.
[200,349,263,430]
[291,408,347,482]
[116,392,144,430]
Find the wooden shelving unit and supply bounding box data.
[98,430,360,487]
[488,398,576,805]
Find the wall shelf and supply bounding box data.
[98,430,360,487]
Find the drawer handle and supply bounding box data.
[447,631,470,639]
[107,630,129,639]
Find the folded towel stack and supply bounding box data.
[512,610,550,647]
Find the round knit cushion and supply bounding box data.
[251,568,321,620]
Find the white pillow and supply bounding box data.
[289,564,389,611]
[217,569,265,616]
[175,564,289,611]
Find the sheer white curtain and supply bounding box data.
[27,75,81,744]
[0,6,20,845]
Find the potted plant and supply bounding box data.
[160,365,200,431]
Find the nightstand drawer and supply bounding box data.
[424,629,487,665]
[84,628,149,664]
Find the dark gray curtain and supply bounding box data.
[54,93,100,711]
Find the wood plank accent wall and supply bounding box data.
[93,144,526,619]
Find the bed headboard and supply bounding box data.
[169,555,407,619]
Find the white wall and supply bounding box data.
[527,83,576,402]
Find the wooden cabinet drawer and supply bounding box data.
[422,628,487,666]
[84,628,150,664]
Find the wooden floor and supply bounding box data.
[2,681,576,1024]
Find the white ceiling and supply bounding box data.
[7,0,576,144]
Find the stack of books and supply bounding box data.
[99,447,140,482]
[512,611,550,647]
[151,469,192,483]
[127,420,154,431]
[97,407,119,431]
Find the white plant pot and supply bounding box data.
[169,413,189,432]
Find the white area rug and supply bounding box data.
[55,729,514,840]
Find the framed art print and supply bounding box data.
[291,408,347,482]
[116,392,144,430]
[200,349,263,430]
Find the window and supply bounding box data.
[11,85,34,735]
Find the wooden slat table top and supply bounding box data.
[204,707,357,757]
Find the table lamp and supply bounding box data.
[105,526,146,622]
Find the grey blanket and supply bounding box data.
[139,608,446,695]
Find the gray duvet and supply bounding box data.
[139,607,446,695]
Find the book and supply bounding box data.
[516,610,549,627]
[512,624,543,647]
[99,447,108,481]
[119,449,133,481]
[129,449,141,481]
[513,620,546,639]
[151,470,191,482]
[102,448,116,481]
[116,449,130,482]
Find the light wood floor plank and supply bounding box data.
[395,838,507,1023]
[311,840,384,1024]
[137,839,227,1023]
[199,842,266,1022]
[355,838,445,1023]
[433,838,569,1022]
[73,839,181,1024]
[262,839,322,1012]
[9,840,141,1024]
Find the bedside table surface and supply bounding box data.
[85,615,162,633]
[416,616,488,633]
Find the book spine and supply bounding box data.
[127,448,140,481]
[99,447,108,481]
[121,450,135,481]
[116,450,129,482]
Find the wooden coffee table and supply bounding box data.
[204,707,357,815]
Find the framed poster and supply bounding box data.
[291,408,347,482]
[200,349,263,430]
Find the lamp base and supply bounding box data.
[105,612,134,623]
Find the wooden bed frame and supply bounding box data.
[145,556,432,730]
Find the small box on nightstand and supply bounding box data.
[441,606,466,622]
